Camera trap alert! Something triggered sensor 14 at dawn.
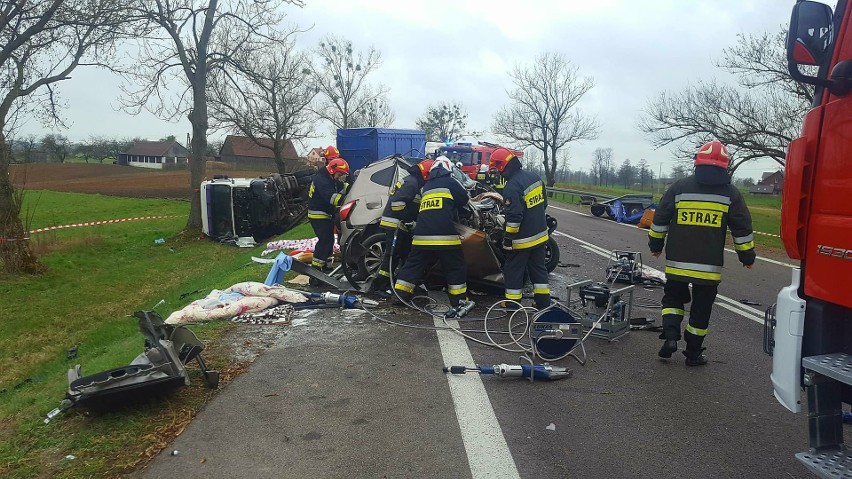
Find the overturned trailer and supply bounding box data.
[201,171,312,246]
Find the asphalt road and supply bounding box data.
[139,202,820,479]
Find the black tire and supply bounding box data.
[545,237,560,273]
[341,232,366,286]
[590,203,606,217]
[343,232,386,288]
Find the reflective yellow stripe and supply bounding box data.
[391,205,405,211]
[421,192,453,201]
[380,220,399,229]
[311,260,325,267]
[505,292,523,300]
[686,324,708,336]
[661,308,685,316]
[734,241,754,251]
[331,193,343,206]
[533,287,550,295]
[378,269,390,277]
[506,225,519,234]
[648,230,666,239]
[412,239,462,246]
[513,233,548,250]
[665,266,721,281]
[394,282,414,293]
[308,214,331,220]
[523,185,544,208]
[448,286,467,295]
[675,200,729,213]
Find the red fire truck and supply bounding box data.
[436,142,523,181]
[770,1,852,475]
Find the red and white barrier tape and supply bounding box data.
[28,215,186,234]
[0,215,186,242]
[754,230,781,238]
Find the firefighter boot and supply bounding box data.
[657,317,681,358]
[683,331,708,367]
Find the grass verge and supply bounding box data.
[0,190,313,478]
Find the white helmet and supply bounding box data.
[431,155,453,172]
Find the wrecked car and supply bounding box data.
[337,156,560,292]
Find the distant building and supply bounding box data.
[749,171,783,195]
[219,135,300,170]
[117,141,189,169]
[306,147,325,167]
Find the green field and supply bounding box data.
[0,190,312,478]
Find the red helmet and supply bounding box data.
[417,159,434,181]
[322,145,339,159]
[489,147,515,172]
[326,158,349,176]
[694,141,730,169]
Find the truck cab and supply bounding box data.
[437,142,523,181]
[771,1,852,475]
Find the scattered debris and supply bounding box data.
[170,450,180,456]
[66,345,78,360]
[546,423,556,431]
[288,275,310,285]
[154,238,165,245]
[558,262,581,268]
[739,299,762,306]
[64,454,76,461]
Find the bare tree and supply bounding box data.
[617,158,636,188]
[590,147,612,186]
[416,102,468,142]
[0,0,126,274]
[637,158,652,191]
[348,85,395,128]
[492,52,599,186]
[41,133,70,163]
[209,34,317,173]
[124,0,299,229]
[640,30,811,173]
[312,35,386,130]
[12,135,39,164]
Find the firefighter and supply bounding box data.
[490,147,551,310]
[393,156,469,307]
[308,158,350,284]
[649,140,755,366]
[370,158,434,294]
[320,145,339,164]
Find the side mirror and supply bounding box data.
[786,1,841,92]
[787,1,832,66]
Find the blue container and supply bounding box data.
[336,128,426,170]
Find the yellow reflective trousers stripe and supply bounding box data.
[665,266,721,281]
[686,324,708,336]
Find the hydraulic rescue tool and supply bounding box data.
[445,300,476,319]
[443,363,572,382]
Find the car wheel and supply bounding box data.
[342,232,386,289]
[590,203,606,217]
[545,237,560,273]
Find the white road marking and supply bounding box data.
[548,204,590,217]
[554,231,765,325]
[549,205,798,268]
[435,317,520,479]
[722,248,797,268]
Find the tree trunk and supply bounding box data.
[187,83,208,231]
[0,131,43,275]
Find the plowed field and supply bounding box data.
[9,162,276,199]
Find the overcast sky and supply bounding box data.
[16,0,806,180]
